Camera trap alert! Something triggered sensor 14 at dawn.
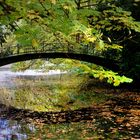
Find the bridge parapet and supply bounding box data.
[0,44,95,58]
[0,44,121,71]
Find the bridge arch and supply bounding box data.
[0,52,120,71]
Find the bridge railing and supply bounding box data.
[0,44,95,58]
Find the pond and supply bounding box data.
[0,65,98,139]
[0,65,139,139]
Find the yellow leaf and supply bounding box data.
[63,5,69,10]
[87,36,96,42]
[85,35,97,43]
[50,0,56,4]
[95,40,104,50]
[113,80,120,86]
[99,74,104,81]
[32,39,39,48]
[81,64,91,72]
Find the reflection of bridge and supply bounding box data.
[0,47,121,71]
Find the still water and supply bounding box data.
[0,65,71,139]
[0,119,35,140]
[0,66,136,139]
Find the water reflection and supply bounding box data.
[0,65,64,139]
[0,66,139,139]
[0,118,35,140]
[0,65,72,139]
[0,64,66,88]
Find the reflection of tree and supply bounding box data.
[0,75,139,139]
[0,118,28,139]
[0,94,139,139]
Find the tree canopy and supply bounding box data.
[0,0,140,86]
